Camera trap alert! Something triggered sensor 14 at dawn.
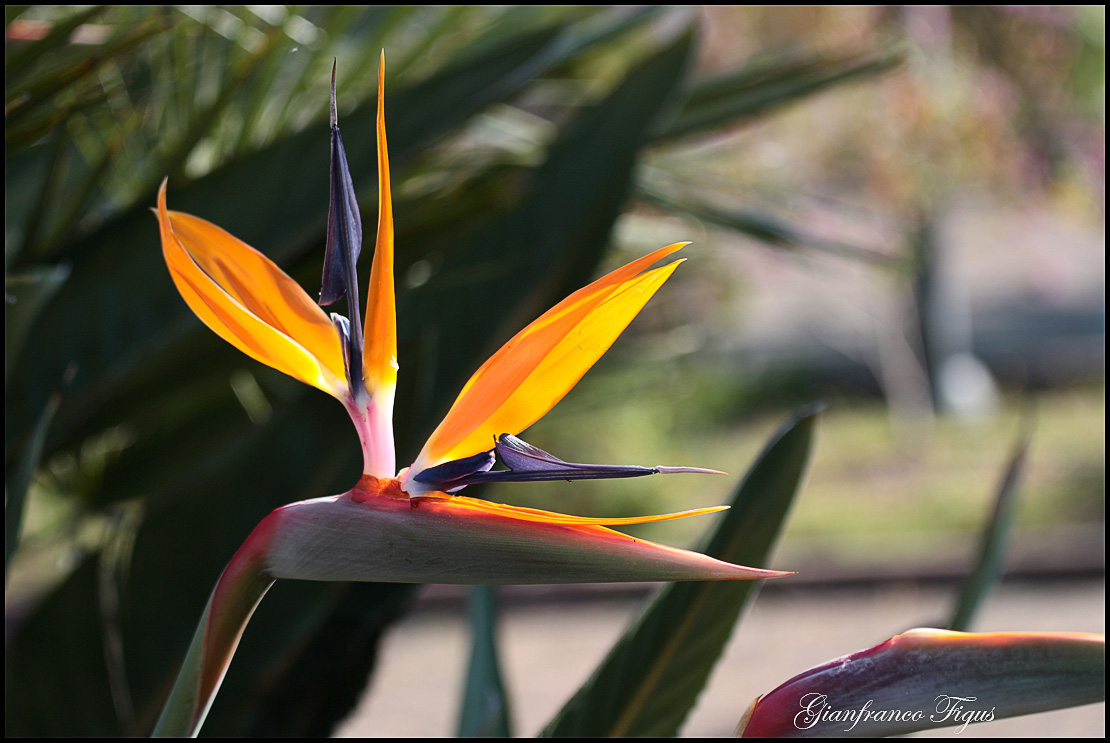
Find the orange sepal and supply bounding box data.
[412,243,687,474]
[362,51,398,392]
[156,180,346,397]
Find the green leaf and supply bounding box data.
[4,264,70,385]
[4,555,120,736]
[637,180,904,268]
[656,48,901,142]
[541,403,820,738]
[6,18,169,128]
[4,265,73,578]
[948,421,1032,631]
[458,586,513,738]
[138,25,285,206]
[737,629,1105,737]
[3,6,105,88]
[4,365,73,580]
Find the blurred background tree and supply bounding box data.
[5,5,1103,737]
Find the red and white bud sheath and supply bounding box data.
[152,476,787,737]
[737,628,1105,738]
[265,477,788,584]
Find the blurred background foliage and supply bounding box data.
[4,5,1103,737]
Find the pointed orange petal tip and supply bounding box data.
[156,180,347,397]
[362,49,397,392]
[264,482,789,584]
[411,242,693,474]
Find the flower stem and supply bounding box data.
[152,516,277,737]
[345,391,396,478]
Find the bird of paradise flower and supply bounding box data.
[152,55,789,736]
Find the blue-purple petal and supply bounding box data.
[415,434,722,492]
[413,450,497,489]
[319,61,365,400]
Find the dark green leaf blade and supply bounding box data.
[3,6,104,88]
[3,365,73,579]
[656,48,901,142]
[637,182,904,268]
[4,264,69,384]
[4,555,119,737]
[6,18,169,127]
[457,586,513,738]
[948,421,1032,631]
[541,403,821,738]
[4,264,73,579]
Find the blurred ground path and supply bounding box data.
[336,578,1104,738]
